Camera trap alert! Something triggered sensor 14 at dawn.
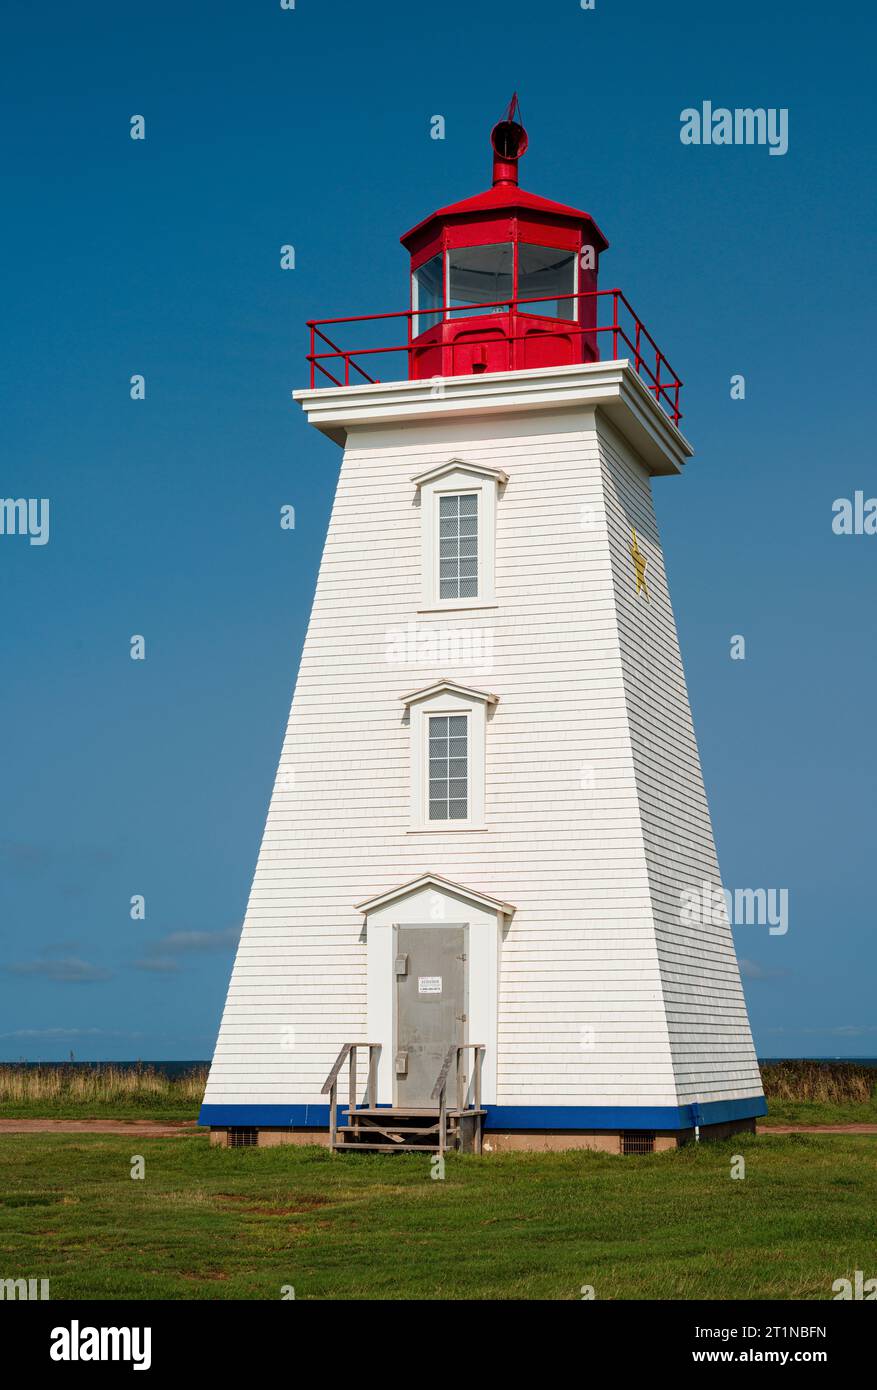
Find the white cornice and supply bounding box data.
[293,360,693,476]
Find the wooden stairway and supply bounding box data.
[321,1042,486,1155]
[335,1105,485,1154]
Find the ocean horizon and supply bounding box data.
[2,1057,877,1073]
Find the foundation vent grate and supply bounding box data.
[621,1131,655,1155]
[228,1127,258,1149]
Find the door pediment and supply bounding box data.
[356,872,514,920]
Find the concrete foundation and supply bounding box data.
[481,1118,755,1153]
[208,1116,756,1153]
[209,1126,331,1148]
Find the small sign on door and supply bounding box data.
[418,975,442,995]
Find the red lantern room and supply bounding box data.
[401,95,609,380]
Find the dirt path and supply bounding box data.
[0,1119,200,1136]
[1,1118,875,1137]
[758,1123,877,1134]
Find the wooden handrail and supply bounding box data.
[430,1045,459,1103]
[321,1041,379,1095]
[322,1042,381,1153]
[430,1043,485,1103]
[432,1044,486,1156]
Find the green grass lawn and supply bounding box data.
[759,1098,877,1127]
[1,1131,874,1300]
[0,1099,198,1121]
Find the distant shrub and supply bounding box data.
[760,1061,876,1104]
[2,1060,874,1110]
[0,1063,208,1107]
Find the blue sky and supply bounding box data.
[1,0,874,1061]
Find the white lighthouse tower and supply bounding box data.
[201,101,765,1154]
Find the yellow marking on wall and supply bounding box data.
[630,528,650,602]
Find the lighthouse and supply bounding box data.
[200,100,765,1154]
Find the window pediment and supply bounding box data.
[411,459,508,489]
[400,678,499,709]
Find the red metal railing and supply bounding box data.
[306,288,683,425]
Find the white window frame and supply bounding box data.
[401,680,497,833]
[411,460,506,613]
[434,488,479,604]
[425,709,470,823]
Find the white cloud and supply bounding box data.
[4,957,113,983]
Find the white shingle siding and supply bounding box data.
[203,366,762,1114]
[597,417,762,1105]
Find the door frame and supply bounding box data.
[392,922,469,1107]
[360,876,510,1108]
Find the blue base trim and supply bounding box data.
[198,1095,767,1131]
[199,1104,337,1128]
[482,1097,767,1129]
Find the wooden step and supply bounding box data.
[343,1106,441,1117]
[343,1107,485,1119]
[334,1141,440,1153]
[339,1124,441,1136]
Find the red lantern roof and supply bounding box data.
[402,183,608,257]
[401,94,608,260]
[402,179,609,259]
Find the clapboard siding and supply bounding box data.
[203,394,761,1113]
